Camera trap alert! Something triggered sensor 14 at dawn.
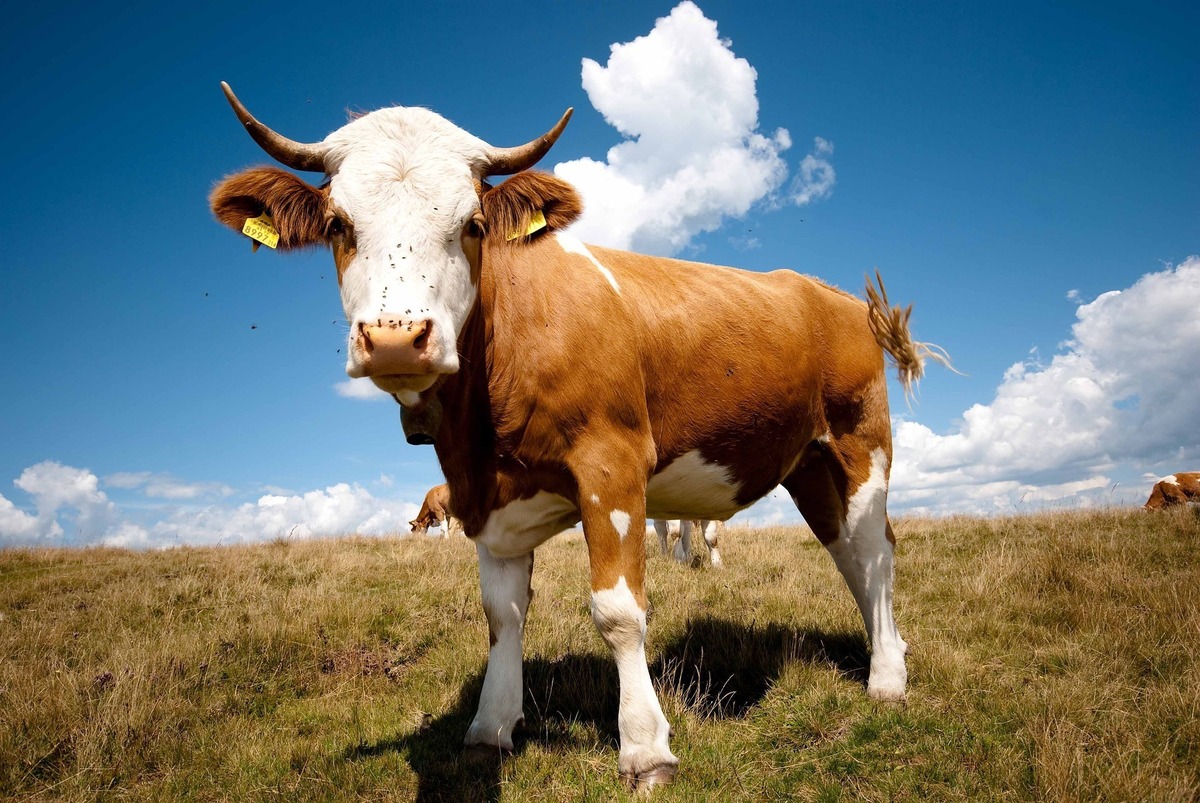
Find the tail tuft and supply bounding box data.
[865,270,956,400]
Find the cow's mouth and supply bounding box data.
[369,374,439,394]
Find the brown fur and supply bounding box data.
[209,167,329,251]
[430,174,934,594]
[1144,472,1200,510]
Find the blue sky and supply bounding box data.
[1,0,1196,546]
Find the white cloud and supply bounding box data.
[1,461,120,544]
[0,462,422,549]
[791,137,836,205]
[334,378,389,401]
[555,1,811,255]
[892,256,1200,514]
[143,483,419,547]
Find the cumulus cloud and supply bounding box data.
[791,137,836,205]
[0,462,422,549]
[139,483,419,547]
[556,1,824,255]
[892,256,1200,515]
[0,461,120,544]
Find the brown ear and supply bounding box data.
[209,167,327,251]
[480,171,583,243]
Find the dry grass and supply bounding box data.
[2,507,1198,801]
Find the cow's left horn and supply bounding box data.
[221,82,328,173]
[483,108,573,176]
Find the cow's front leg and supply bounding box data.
[578,475,678,788]
[464,544,533,751]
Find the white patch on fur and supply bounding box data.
[590,577,677,777]
[392,389,422,408]
[825,447,907,701]
[476,491,580,559]
[646,450,742,519]
[610,509,631,540]
[556,233,621,293]
[1163,475,1179,486]
[590,493,601,504]
[322,107,490,379]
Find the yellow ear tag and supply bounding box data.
[506,209,547,241]
[243,212,280,251]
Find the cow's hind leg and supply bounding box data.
[699,519,723,567]
[571,442,677,789]
[672,520,693,563]
[783,441,908,701]
[653,519,671,556]
[464,545,534,751]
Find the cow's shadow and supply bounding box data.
[344,617,868,801]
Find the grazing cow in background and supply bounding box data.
[653,519,724,566]
[210,83,947,789]
[410,483,463,538]
[1144,473,1200,510]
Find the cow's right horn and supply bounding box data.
[221,82,328,173]
[483,108,573,176]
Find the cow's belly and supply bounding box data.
[645,449,758,520]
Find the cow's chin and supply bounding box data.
[369,374,439,395]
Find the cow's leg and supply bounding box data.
[653,519,671,556]
[464,544,534,751]
[672,520,692,563]
[700,519,723,567]
[784,441,908,701]
[573,449,677,788]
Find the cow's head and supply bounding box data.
[210,83,571,404]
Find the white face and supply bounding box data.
[321,108,488,392]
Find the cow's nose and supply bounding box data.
[355,317,433,375]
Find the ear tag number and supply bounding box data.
[506,209,547,241]
[243,212,280,251]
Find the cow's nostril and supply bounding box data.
[358,321,374,352]
[412,320,431,351]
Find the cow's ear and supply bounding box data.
[480,171,583,243]
[210,167,327,251]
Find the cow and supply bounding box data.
[209,83,947,789]
[1144,472,1200,510]
[653,519,723,566]
[410,483,463,538]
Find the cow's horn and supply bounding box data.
[221,82,328,173]
[483,108,573,176]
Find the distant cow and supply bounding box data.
[1144,473,1200,510]
[210,84,948,788]
[410,484,463,538]
[653,519,723,566]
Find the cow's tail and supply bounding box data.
[865,270,956,400]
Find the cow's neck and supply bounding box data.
[433,298,496,537]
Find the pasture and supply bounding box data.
[2,507,1198,801]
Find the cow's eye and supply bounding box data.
[327,217,346,237]
[464,213,486,239]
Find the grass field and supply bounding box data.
[2,507,1198,801]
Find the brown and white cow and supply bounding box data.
[210,83,946,789]
[653,519,724,566]
[409,483,463,538]
[1144,472,1200,510]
